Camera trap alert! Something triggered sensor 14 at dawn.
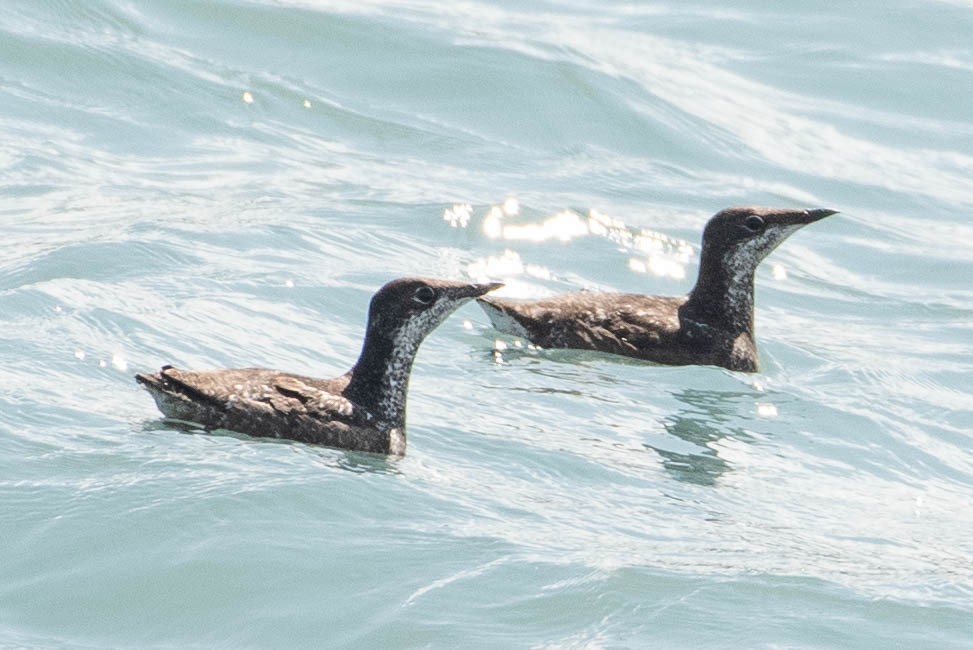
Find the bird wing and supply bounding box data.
[513,293,683,356]
[156,367,356,421]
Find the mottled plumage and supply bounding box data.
[136,277,502,454]
[479,206,837,372]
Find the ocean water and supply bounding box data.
[2,0,972,646]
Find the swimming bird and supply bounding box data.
[477,206,837,372]
[136,277,502,455]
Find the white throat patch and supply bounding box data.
[374,297,465,425]
[723,225,800,299]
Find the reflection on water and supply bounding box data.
[650,444,725,487]
[334,449,400,475]
[447,199,694,293]
[140,418,206,436]
[479,331,763,487]
[140,417,400,475]
[467,250,556,299]
[648,388,756,486]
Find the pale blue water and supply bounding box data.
[2,0,972,647]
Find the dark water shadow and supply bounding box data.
[136,418,400,475]
[479,341,760,487]
[645,388,756,487]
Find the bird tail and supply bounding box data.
[476,297,532,338]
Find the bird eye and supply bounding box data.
[413,285,437,305]
[743,215,765,232]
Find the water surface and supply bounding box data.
[1,1,972,647]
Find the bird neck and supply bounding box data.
[345,326,420,430]
[682,248,756,338]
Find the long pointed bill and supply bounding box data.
[795,208,839,225]
[450,282,504,301]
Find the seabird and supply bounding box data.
[477,206,837,372]
[136,277,502,454]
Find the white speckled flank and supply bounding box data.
[387,428,406,456]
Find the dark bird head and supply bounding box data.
[365,277,505,343]
[347,277,503,431]
[700,206,838,276]
[685,206,837,339]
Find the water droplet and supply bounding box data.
[756,403,778,417]
[111,352,128,372]
[502,197,519,216]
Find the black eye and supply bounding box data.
[413,285,437,305]
[743,215,765,232]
